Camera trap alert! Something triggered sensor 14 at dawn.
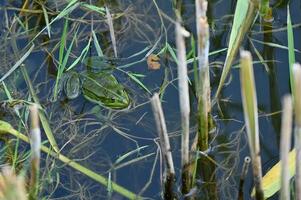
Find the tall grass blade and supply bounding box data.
[21,66,59,153]
[239,50,264,199]
[287,6,296,98]
[215,0,258,98]
[53,22,79,100]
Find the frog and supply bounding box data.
[62,70,130,110]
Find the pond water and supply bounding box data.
[0,0,301,199]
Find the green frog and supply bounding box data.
[63,71,130,110]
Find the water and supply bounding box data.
[0,0,301,199]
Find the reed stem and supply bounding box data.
[195,0,210,152]
[29,104,41,200]
[280,95,293,200]
[175,21,191,194]
[293,64,301,200]
[151,93,175,199]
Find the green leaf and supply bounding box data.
[287,6,296,98]
[127,72,151,94]
[215,0,258,98]
[81,3,105,15]
[115,146,148,165]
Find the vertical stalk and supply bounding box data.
[175,21,191,194]
[29,104,41,200]
[239,50,264,200]
[293,64,301,200]
[151,93,175,199]
[195,0,210,152]
[193,2,217,199]
[280,95,293,200]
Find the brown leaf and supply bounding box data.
[147,54,160,70]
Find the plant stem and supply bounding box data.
[151,93,175,199]
[280,95,293,200]
[175,21,191,194]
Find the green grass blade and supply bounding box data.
[127,72,151,94]
[21,66,59,153]
[115,145,148,165]
[29,1,79,43]
[92,30,104,57]
[66,36,92,71]
[81,3,105,15]
[250,38,300,52]
[249,39,269,72]
[41,4,51,38]
[54,0,79,21]
[166,43,179,65]
[287,6,296,98]
[215,0,258,98]
[114,153,155,171]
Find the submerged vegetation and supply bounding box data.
[0,0,300,199]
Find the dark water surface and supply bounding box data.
[0,0,301,199]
